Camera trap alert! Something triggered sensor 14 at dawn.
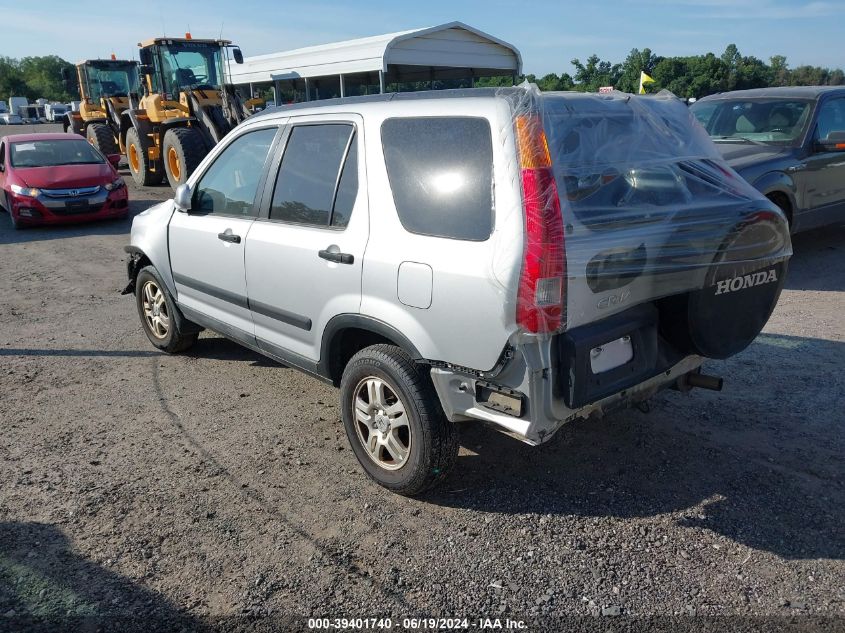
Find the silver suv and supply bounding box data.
[124,86,791,495]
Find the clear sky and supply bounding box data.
[3,0,842,74]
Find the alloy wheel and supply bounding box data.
[141,280,169,339]
[353,377,411,470]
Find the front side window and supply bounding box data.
[381,117,494,241]
[815,98,845,141]
[269,124,358,227]
[193,128,277,216]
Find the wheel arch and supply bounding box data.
[121,201,178,298]
[320,315,425,386]
[122,246,154,295]
[752,171,798,228]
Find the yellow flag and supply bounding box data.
[639,71,655,94]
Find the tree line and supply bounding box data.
[1,43,843,103]
[478,44,844,98]
[0,55,75,102]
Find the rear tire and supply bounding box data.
[135,266,198,353]
[126,127,163,187]
[340,344,459,496]
[86,122,118,155]
[163,127,206,189]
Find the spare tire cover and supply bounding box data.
[685,216,788,359]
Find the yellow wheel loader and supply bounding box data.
[121,35,260,188]
[61,59,140,156]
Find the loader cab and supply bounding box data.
[126,35,247,190]
[64,60,140,104]
[82,60,140,101]
[138,37,241,99]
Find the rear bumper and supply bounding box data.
[430,303,704,445]
[432,354,701,444]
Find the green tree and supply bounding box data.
[0,56,27,100]
[769,55,790,86]
[570,54,622,92]
[19,55,75,101]
[617,47,661,93]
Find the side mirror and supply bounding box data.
[138,48,152,66]
[815,131,845,152]
[107,153,121,168]
[174,183,193,212]
[138,64,153,76]
[232,48,244,64]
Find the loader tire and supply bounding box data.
[126,127,163,187]
[86,122,118,156]
[163,127,206,190]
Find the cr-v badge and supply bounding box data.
[597,289,631,309]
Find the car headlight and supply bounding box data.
[105,178,125,191]
[10,184,41,197]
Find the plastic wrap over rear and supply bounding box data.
[499,83,793,333]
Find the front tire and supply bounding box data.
[86,122,118,155]
[135,266,198,353]
[126,127,163,187]
[3,192,21,229]
[340,344,459,496]
[163,127,206,189]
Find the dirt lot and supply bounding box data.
[0,124,843,632]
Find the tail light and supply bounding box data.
[515,114,566,334]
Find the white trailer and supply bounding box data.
[45,103,70,122]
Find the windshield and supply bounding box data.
[10,140,105,168]
[156,42,225,95]
[84,62,139,100]
[691,98,812,144]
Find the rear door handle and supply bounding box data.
[218,231,241,244]
[318,249,354,265]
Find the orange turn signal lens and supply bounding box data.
[516,115,552,169]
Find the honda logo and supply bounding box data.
[70,190,79,196]
[714,269,778,295]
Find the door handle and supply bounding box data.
[318,249,354,265]
[217,231,241,244]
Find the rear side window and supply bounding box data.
[270,124,357,227]
[381,117,493,241]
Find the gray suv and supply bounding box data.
[124,86,792,495]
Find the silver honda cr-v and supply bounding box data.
[124,85,792,495]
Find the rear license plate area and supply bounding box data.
[556,304,662,408]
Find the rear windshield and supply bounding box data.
[540,92,718,169]
[538,92,758,230]
[10,139,105,168]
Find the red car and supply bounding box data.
[0,133,129,229]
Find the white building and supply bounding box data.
[229,22,522,104]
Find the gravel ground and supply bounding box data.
[0,124,843,632]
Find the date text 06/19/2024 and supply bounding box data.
[307,618,529,630]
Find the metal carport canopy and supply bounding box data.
[227,21,522,85]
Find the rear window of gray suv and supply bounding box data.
[381,117,493,241]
